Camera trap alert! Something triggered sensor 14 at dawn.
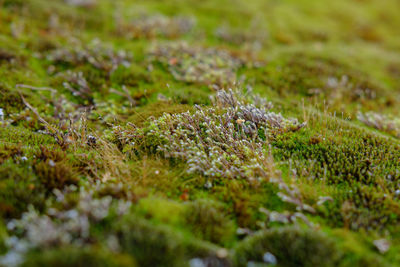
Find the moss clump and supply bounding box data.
[184,199,236,246]
[148,41,244,86]
[135,198,186,226]
[115,215,188,267]
[21,247,136,267]
[135,198,236,246]
[168,86,211,106]
[0,84,24,115]
[110,64,150,88]
[45,41,132,74]
[127,101,191,127]
[234,226,342,267]
[272,116,400,230]
[115,213,227,267]
[261,53,383,100]
[0,143,22,164]
[358,111,400,138]
[272,124,400,186]
[335,185,400,231]
[34,160,78,191]
[33,146,79,191]
[0,161,45,218]
[121,89,303,181]
[0,221,7,254]
[0,126,54,146]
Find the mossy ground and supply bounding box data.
[1,0,400,266]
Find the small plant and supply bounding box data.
[118,88,304,181]
[62,71,93,104]
[46,40,132,75]
[19,93,72,150]
[118,14,195,39]
[148,41,244,86]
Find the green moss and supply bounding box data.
[127,101,191,127]
[272,115,400,230]
[272,112,400,184]
[331,229,390,267]
[22,247,136,267]
[115,211,230,266]
[169,85,212,105]
[0,221,7,254]
[234,226,342,267]
[1,0,400,265]
[115,214,188,267]
[110,64,150,88]
[0,126,54,146]
[334,184,400,231]
[0,143,22,164]
[184,199,236,246]
[136,197,186,225]
[33,146,79,192]
[0,160,46,218]
[34,160,78,191]
[207,179,284,228]
[0,83,24,114]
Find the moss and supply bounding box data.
[184,199,236,246]
[169,85,212,105]
[0,143,22,164]
[22,247,136,267]
[272,122,400,186]
[127,101,191,127]
[0,125,54,146]
[1,0,400,266]
[272,115,400,230]
[0,160,46,218]
[234,226,343,267]
[33,146,79,191]
[115,212,228,267]
[110,64,150,88]
[115,214,188,267]
[335,185,400,231]
[254,52,394,115]
[331,229,390,267]
[135,198,236,246]
[0,221,7,254]
[34,160,79,191]
[136,198,186,225]
[0,83,24,114]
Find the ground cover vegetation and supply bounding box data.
[1,0,400,266]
